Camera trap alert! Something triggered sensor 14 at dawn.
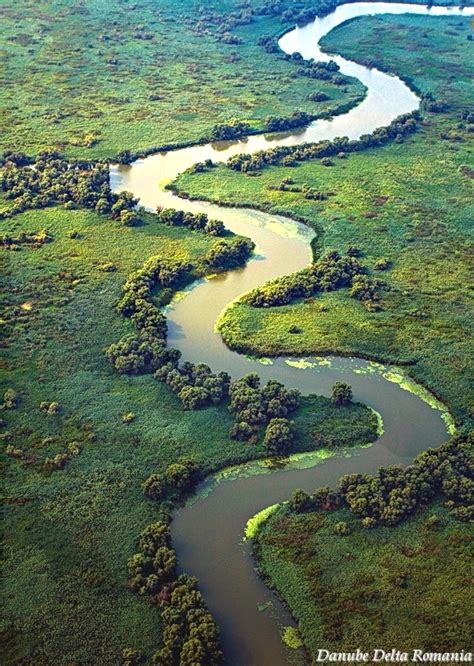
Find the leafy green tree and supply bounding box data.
[331,382,353,406]
[143,473,166,501]
[290,489,313,512]
[263,418,294,455]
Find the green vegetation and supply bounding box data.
[1,195,377,661]
[126,522,222,665]
[2,5,473,664]
[255,500,473,657]
[1,0,367,159]
[173,14,474,427]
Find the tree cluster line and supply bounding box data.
[106,244,359,446]
[127,521,221,666]
[157,207,225,236]
[243,249,381,310]
[226,111,420,171]
[290,432,473,526]
[0,150,142,225]
[1,228,53,250]
[189,0,346,49]
[105,236,253,378]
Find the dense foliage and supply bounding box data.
[255,500,473,659]
[173,14,474,427]
[3,6,473,665]
[157,207,226,236]
[1,151,139,220]
[229,373,300,444]
[226,112,420,172]
[1,0,366,158]
[243,249,380,309]
[127,522,222,665]
[289,432,474,526]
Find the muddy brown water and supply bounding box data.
[110,4,473,663]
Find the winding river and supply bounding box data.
[110,4,473,664]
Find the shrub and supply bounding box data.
[230,421,255,442]
[121,648,144,666]
[2,389,18,410]
[334,521,350,535]
[375,257,391,271]
[264,418,294,456]
[209,119,250,141]
[309,91,330,102]
[120,210,140,227]
[143,474,166,501]
[179,385,211,410]
[39,401,60,415]
[331,382,353,406]
[202,238,254,270]
[290,489,313,512]
[165,458,200,492]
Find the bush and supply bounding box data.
[120,210,140,227]
[121,648,144,666]
[228,375,300,439]
[165,458,200,492]
[244,251,367,308]
[309,91,330,102]
[39,401,60,415]
[202,238,254,270]
[375,257,391,271]
[331,382,353,406]
[334,520,350,535]
[209,119,250,141]
[143,474,166,501]
[2,389,18,410]
[290,489,313,512]
[230,421,255,442]
[264,418,294,455]
[179,386,211,410]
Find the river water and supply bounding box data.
[110,3,473,663]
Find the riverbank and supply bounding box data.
[170,11,474,428]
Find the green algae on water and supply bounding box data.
[285,357,332,370]
[282,626,304,650]
[382,370,456,435]
[244,503,281,539]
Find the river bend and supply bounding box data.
[110,4,473,663]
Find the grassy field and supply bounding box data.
[0,0,368,159]
[0,204,377,663]
[255,502,474,658]
[173,14,474,428]
[2,5,473,665]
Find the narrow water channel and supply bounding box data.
[110,4,473,663]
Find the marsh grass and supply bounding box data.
[1,0,365,158]
[1,203,377,662]
[255,502,474,656]
[173,15,474,427]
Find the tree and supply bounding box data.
[331,382,353,406]
[166,458,200,492]
[2,389,18,410]
[290,489,313,512]
[143,473,166,501]
[120,210,140,227]
[263,418,294,455]
[179,386,210,410]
